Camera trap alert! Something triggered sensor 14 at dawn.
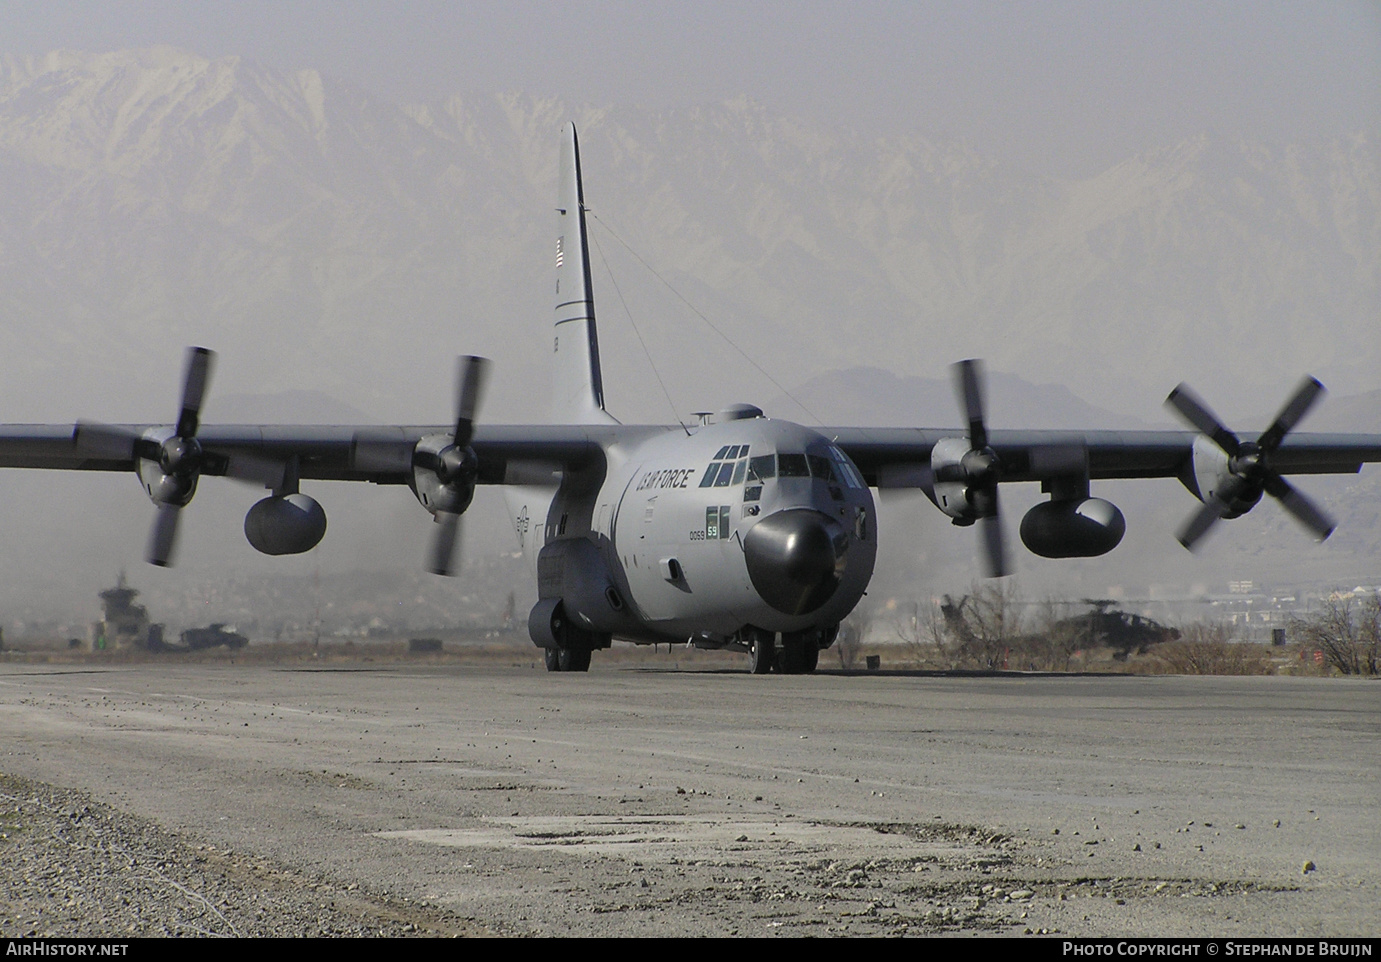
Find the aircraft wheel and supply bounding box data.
[779,634,809,674]
[749,631,776,675]
[802,639,819,673]
[544,646,562,672]
[558,644,592,672]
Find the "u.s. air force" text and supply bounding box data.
[636,468,696,491]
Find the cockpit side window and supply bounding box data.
[827,445,866,489]
[747,454,775,481]
[807,454,835,482]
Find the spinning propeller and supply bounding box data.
[876,358,1010,578]
[76,347,218,567]
[1164,376,1334,549]
[950,359,1007,578]
[417,355,490,576]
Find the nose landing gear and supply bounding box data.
[745,625,834,675]
[777,630,820,674]
[749,629,775,674]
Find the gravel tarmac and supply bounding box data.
[0,661,1376,937]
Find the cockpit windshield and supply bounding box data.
[772,448,865,488]
[699,445,752,488]
[700,445,864,490]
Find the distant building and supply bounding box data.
[89,573,163,650]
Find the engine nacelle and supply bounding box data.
[411,434,477,515]
[1184,434,1261,518]
[928,436,984,522]
[244,494,328,555]
[136,436,198,507]
[1020,497,1126,558]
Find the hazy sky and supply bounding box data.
[5,1,1379,174]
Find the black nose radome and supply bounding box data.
[743,509,848,615]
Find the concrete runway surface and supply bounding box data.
[0,662,1376,937]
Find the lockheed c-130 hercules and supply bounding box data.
[2,124,1379,673]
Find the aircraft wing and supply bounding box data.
[829,428,1381,485]
[4,422,1378,485]
[0,423,654,485]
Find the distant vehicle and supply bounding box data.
[1051,599,1180,660]
[3,125,1380,673]
[937,595,1179,666]
[180,624,247,651]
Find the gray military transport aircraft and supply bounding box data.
[2,124,1380,673]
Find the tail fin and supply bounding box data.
[552,123,617,425]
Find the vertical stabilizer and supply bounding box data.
[553,123,617,424]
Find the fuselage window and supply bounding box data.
[699,463,721,487]
[713,462,736,486]
[731,460,747,485]
[778,453,809,477]
[706,504,732,539]
[714,446,730,459]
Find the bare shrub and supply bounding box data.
[1154,622,1272,675]
[836,608,869,669]
[893,600,949,669]
[1289,594,1380,677]
[1026,598,1088,671]
[934,583,1023,669]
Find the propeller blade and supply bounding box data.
[147,503,182,567]
[74,422,139,461]
[1177,474,1249,550]
[175,347,215,438]
[1176,497,1227,550]
[1165,383,1240,457]
[953,359,988,450]
[452,355,490,447]
[1258,376,1324,451]
[1263,472,1335,541]
[427,512,462,577]
[979,509,1006,578]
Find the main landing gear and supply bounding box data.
[545,644,591,672]
[543,621,606,673]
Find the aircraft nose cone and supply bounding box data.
[743,509,848,615]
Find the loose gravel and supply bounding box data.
[0,773,489,937]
